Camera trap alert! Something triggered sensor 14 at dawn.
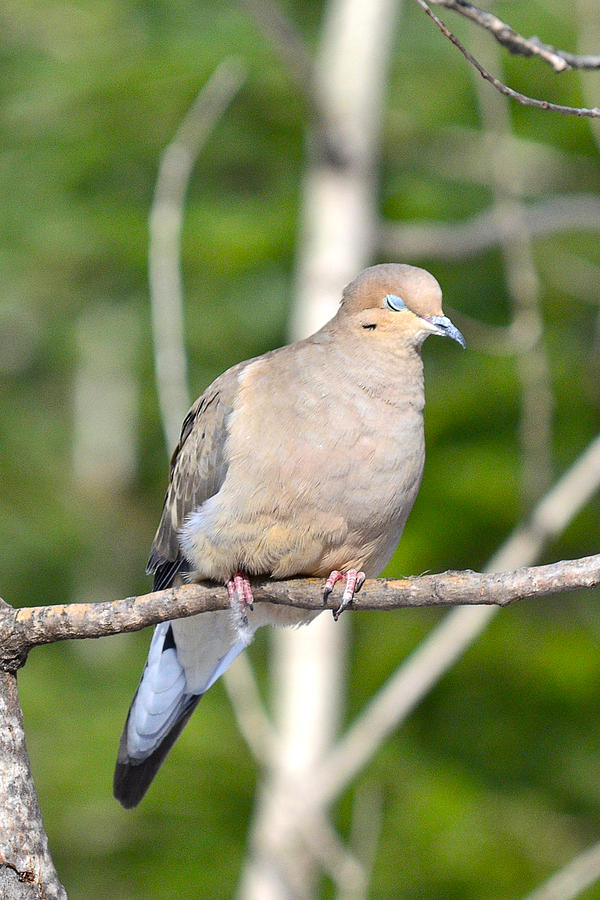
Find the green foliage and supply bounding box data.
[2,1,600,897]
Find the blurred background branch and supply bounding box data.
[523,840,600,900]
[380,194,600,260]
[149,58,246,449]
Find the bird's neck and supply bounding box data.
[323,328,426,411]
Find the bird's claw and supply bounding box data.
[323,570,344,600]
[323,569,366,620]
[227,571,254,628]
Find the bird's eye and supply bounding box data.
[385,293,406,312]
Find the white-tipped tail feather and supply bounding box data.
[114,619,249,808]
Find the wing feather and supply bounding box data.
[147,363,245,588]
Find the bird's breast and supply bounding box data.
[180,351,426,581]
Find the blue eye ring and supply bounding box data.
[385,293,406,311]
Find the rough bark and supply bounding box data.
[0,666,66,899]
[1,555,599,672]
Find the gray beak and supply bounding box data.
[427,315,466,349]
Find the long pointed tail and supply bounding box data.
[113,622,200,808]
[114,617,249,808]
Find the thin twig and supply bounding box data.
[430,0,600,71]
[149,58,246,449]
[413,0,600,118]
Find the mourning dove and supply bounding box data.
[114,263,465,807]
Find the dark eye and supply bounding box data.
[385,293,406,311]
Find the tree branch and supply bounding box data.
[1,554,600,671]
[0,670,66,899]
[430,0,600,72]
[413,0,600,118]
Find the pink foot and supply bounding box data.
[323,568,366,620]
[226,571,254,627]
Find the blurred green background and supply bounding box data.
[2,0,600,897]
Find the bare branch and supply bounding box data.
[400,125,600,194]
[241,2,403,895]
[149,58,246,449]
[1,555,600,671]
[147,57,273,774]
[430,0,600,72]
[413,0,600,118]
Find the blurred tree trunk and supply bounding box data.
[238,1,402,897]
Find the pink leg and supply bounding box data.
[323,568,366,620]
[226,571,254,627]
[323,570,345,597]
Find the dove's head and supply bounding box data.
[339,263,465,350]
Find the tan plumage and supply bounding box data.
[114,263,465,807]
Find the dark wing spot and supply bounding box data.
[162,625,176,650]
[148,555,191,591]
